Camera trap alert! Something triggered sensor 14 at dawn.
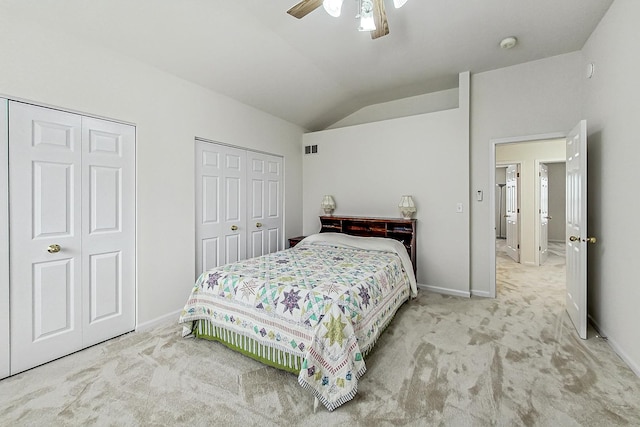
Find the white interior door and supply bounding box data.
[9,102,83,374]
[195,141,246,275]
[505,164,520,262]
[81,117,135,347]
[566,120,588,339]
[539,163,549,265]
[247,151,283,258]
[0,99,9,379]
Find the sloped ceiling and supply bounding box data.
[1,0,613,130]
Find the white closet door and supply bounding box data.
[9,102,83,374]
[247,152,283,258]
[81,117,135,347]
[195,141,246,275]
[0,99,9,379]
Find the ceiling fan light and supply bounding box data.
[358,14,376,31]
[357,0,376,31]
[393,0,408,8]
[323,0,343,17]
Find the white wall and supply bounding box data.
[0,13,304,325]
[581,0,640,375]
[496,139,566,265]
[328,88,459,129]
[470,53,583,295]
[302,74,470,296]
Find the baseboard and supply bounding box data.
[471,289,492,298]
[588,315,640,378]
[417,283,471,298]
[522,261,537,266]
[136,309,182,332]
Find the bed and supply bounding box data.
[178,221,417,411]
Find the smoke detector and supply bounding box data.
[500,36,518,49]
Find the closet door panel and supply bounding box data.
[0,99,9,379]
[195,142,246,275]
[247,152,283,257]
[9,101,83,375]
[81,117,135,347]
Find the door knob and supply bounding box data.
[569,235,580,242]
[231,225,238,231]
[47,244,61,253]
[256,222,262,228]
[585,237,597,244]
[545,216,553,219]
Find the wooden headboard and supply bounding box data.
[319,215,417,275]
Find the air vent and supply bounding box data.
[304,145,318,155]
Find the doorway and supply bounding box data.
[489,133,567,297]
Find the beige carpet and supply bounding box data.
[1,243,639,426]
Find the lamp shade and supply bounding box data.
[321,195,336,215]
[398,195,416,219]
[323,0,344,17]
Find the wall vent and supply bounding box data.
[304,144,318,155]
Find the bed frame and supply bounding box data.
[319,215,417,275]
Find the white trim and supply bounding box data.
[0,98,9,379]
[489,131,567,299]
[589,315,640,378]
[418,283,471,298]
[471,289,492,298]
[135,309,182,332]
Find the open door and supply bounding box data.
[505,164,520,262]
[566,120,593,339]
[539,163,549,265]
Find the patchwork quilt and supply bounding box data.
[179,233,416,411]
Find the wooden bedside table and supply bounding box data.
[288,236,306,248]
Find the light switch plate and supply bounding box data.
[456,203,463,213]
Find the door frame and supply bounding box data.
[0,99,9,379]
[488,132,566,298]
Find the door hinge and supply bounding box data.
[517,244,520,249]
[517,208,520,213]
[517,172,520,177]
[539,246,541,251]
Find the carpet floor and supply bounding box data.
[1,243,639,426]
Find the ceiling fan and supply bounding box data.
[287,0,408,39]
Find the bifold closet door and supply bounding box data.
[81,117,135,348]
[0,99,9,380]
[9,102,135,374]
[247,151,283,258]
[195,141,247,275]
[9,102,84,373]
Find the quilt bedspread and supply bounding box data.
[179,239,413,410]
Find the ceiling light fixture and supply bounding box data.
[323,0,344,17]
[322,0,407,31]
[357,0,376,32]
[288,0,408,39]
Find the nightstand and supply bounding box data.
[288,236,306,248]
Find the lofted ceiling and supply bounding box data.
[1,0,613,131]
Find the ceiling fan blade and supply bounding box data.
[371,0,390,39]
[287,0,324,19]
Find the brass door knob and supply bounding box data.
[569,236,580,242]
[231,225,238,231]
[47,244,61,253]
[545,216,553,219]
[256,222,263,228]
[585,237,597,244]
